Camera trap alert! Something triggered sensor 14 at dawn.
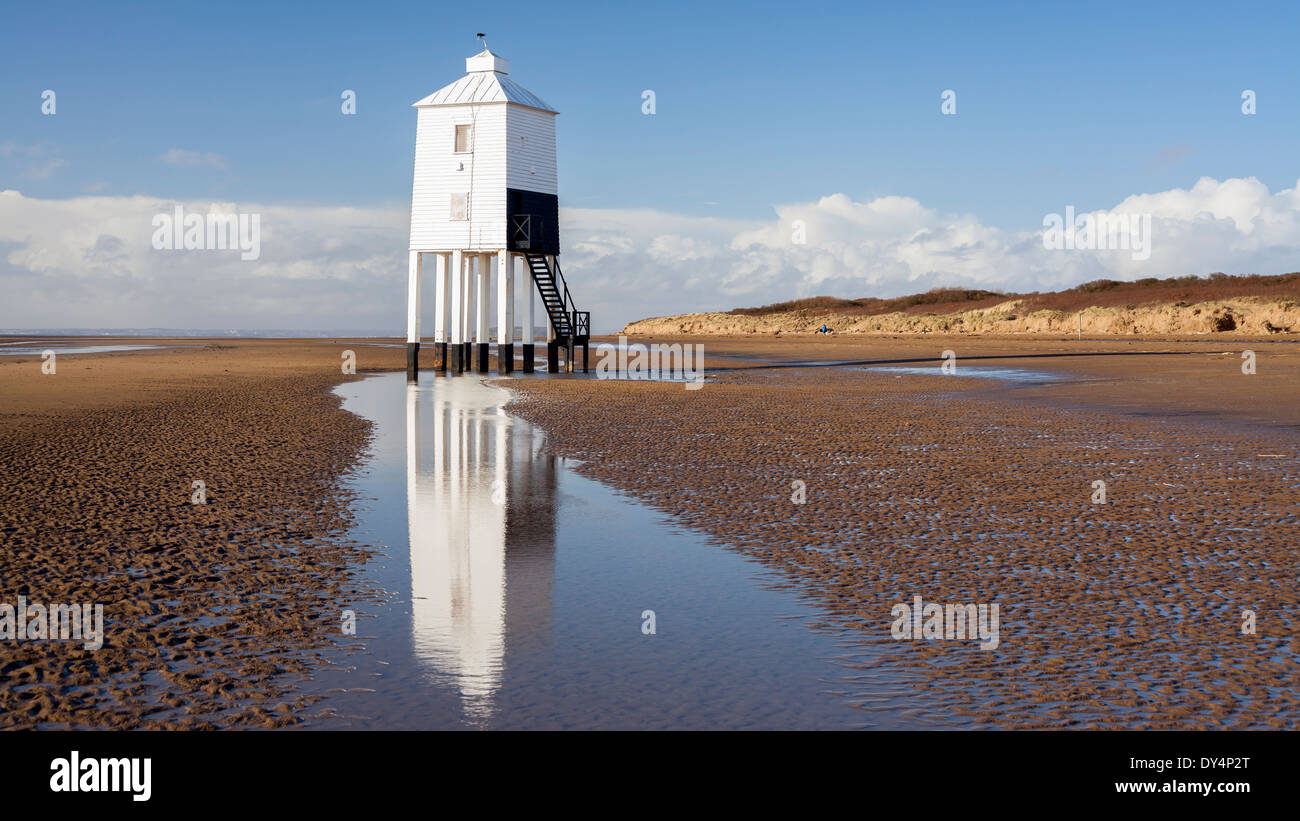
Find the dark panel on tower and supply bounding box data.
[506,188,560,256]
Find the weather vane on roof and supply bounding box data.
[477,33,487,51]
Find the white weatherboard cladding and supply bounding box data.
[410,104,508,251]
[506,105,557,195]
[408,50,559,253]
[409,102,559,251]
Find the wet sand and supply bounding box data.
[0,338,403,728]
[4,334,1297,729]
[506,335,1300,728]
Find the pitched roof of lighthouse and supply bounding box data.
[412,49,557,114]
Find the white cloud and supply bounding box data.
[2,176,1300,332]
[562,178,1300,328]
[0,142,68,180]
[0,190,406,329]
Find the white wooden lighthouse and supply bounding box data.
[406,42,589,377]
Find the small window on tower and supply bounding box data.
[450,193,469,221]
[454,124,473,153]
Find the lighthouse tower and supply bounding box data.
[406,43,589,377]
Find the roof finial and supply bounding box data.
[476,33,488,52]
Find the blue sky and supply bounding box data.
[7,0,1297,224]
[2,0,1299,331]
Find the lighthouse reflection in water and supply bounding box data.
[404,377,556,720]
[319,372,902,728]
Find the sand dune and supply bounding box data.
[626,296,1300,337]
[626,275,1300,337]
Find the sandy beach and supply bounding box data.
[3,334,1297,729]
[0,339,401,728]
[506,334,1300,728]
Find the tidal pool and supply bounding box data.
[302,371,938,729]
[864,365,1073,384]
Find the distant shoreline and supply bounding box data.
[624,273,1300,337]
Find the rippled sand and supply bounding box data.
[0,339,383,728]
[505,336,1300,729]
[4,334,1296,729]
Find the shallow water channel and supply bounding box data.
[300,371,941,729]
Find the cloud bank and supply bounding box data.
[2,176,1298,333]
